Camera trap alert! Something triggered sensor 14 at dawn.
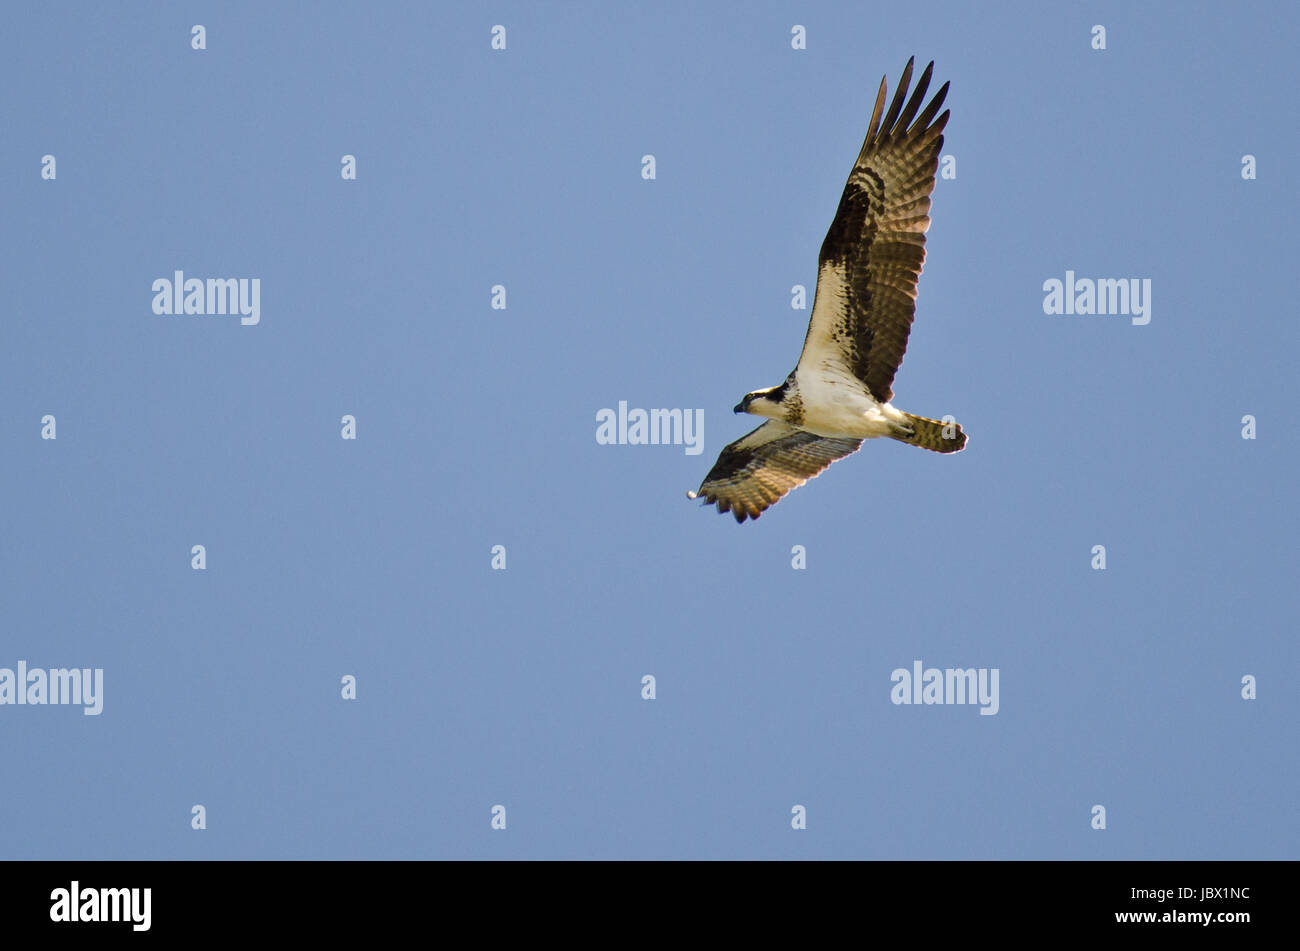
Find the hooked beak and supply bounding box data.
[733,398,748,414]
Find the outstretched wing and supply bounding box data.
[797,57,950,403]
[688,421,863,523]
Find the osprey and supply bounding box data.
[689,57,967,523]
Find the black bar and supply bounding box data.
[1,860,1279,937]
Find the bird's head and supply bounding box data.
[734,385,784,419]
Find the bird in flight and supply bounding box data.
[689,57,966,523]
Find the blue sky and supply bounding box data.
[1,1,1295,859]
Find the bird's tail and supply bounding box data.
[891,412,967,453]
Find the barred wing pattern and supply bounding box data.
[798,57,950,403]
[688,421,862,522]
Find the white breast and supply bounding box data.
[794,365,905,439]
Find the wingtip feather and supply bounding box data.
[878,58,916,136]
[865,74,888,147]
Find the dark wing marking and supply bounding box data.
[797,57,950,403]
[688,421,863,522]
